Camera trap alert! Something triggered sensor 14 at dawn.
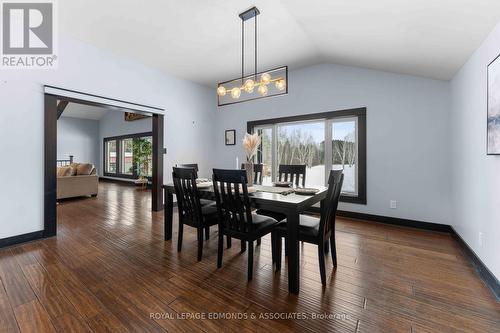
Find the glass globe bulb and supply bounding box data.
[260,72,271,85]
[275,79,286,91]
[217,86,226,96]
[244,79,255,93]
[258,85,268,96]
[231,87,241,99]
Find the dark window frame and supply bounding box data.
[103,131,153,180]
[247,107,367,205]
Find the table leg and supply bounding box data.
[287,210,300,294]
[164,189,173,240]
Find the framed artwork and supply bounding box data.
[225,129,236,145]
[125,112,149,122]
[488,53,500,155]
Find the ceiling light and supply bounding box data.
[217,7,288,106]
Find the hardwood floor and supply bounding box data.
[0,182,499,332]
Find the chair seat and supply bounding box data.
[201,204,217,216]
[223,213,278,239]
[201,205,219,224]
[250,214,279,234]
[200,198,216,207]
[180,204,219,228]
[276,214,320,239]
[255,209,286,222]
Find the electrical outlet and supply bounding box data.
[390,200,397,209]
[479,232,484,248]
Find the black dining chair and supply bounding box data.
[278,164,307,187]
[240,163,265,246]
[256,164,307,223]
[212,169,279,280]
[240,163,264,185]
[274,169,344,285]
[172,167,219,261]
[176,163,216,208]
[177,163,200,177]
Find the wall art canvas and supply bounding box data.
[488,54,500,154]
[225,130,236,145]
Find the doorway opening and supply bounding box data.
[44,86,165,237]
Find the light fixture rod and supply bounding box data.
[242,19,244,84]
[255,13,257,79]
[239,7,260,83]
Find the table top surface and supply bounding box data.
[163,183,328,207]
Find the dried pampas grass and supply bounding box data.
[242,133,261,162]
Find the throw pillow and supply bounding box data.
[76,163,95,175]
[57,166,72,177]
[69,163,79,176]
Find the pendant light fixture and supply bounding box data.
[217,7,288,106]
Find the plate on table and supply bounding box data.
[197,182,212,189]
[196,178,210,183]
[294,188,319,195]
[273,181,292,188]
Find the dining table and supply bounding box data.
[162,182,328,294]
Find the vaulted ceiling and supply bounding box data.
[61,0,500,86]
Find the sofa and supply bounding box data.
[57,163,98,199]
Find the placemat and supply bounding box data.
[255,185,294,194]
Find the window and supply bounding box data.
[331,118,358,195]
[120,138,134,175]
[136,136,153,178]
[105,140,117,173]
[103,132,153,179]
[249,108,366,204]
[256,127,273,185]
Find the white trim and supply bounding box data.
[44,86,163,114]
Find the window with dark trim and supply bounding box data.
[247,107,367,204]
[103,132,153,179]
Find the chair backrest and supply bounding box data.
[177,163,199,178]
[212,169,254,234]
[278,164,306,187]
[318,169,344,240]
[240,163,264,185]
[172,167,203,226]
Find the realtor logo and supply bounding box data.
[1,0,57,68]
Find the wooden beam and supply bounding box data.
[44,94,58,237]
[152,114,164,211]
[56,100,69,119]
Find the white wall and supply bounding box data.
[215,64,452,225]
[450,22,500,280]
[57,117,100,168]
[0,35,215,239]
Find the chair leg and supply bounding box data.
[318,243,326,286]
[276,236,282,271]
[270,232,276,265]
[197,228,203,261]
[177,221,183,252]
[217,233,224,268]
[330,235,337,267]
[284,238,288,256]
[240,240,246,253]
[226,235,231,248]
[257,238,261,246]
[205,226,210,240]
[324,241,329,254]
[247,241,254,281]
